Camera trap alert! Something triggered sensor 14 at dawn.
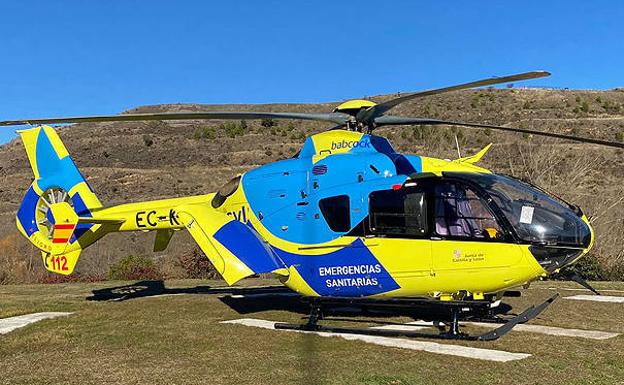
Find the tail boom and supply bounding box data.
[15,125,286,283]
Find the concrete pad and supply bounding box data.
[0,312,72,335]
[547,287,624,294]
[221,318,531,362]
[564,295,624,304]
[466,322,619,340]
[370,322,430,332]
[377,320,619,340]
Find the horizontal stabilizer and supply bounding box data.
[77,217,125,225]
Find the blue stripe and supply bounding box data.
[17,186,39,237]
[70,192,93,242]
[275,238,400,297]
[213,221,285,274]
[35,129,84,192]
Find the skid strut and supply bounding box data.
[275,293,559,341]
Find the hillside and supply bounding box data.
[1,87,623,282]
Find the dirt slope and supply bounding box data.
[1,88,623,280]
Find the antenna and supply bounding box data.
[454,134,462,158]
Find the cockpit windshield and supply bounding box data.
[447,173,591,247]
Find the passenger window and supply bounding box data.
[319,195,351,232]
[433,181,502,240]
[369,188,427,237]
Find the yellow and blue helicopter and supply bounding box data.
[2,71,622,340]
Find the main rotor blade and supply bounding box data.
[374,115,624,149]
[0,111,351,127]
[361,71,550,121]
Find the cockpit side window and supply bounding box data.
[319,195,351,232]
[369,187,428,238]
[433,181,503,241]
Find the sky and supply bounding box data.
[1,1,623,143]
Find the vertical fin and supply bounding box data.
[456,143,492,164]
[16,125,104,275]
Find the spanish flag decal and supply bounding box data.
[52,224,75,244]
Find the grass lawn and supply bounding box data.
[0,279,623,385]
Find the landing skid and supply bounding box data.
[275,293,559,341]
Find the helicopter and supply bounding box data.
[2,71,623,341]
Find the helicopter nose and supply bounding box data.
[528,212,595,273]
[581,215,595,253]
[556,214,595,270]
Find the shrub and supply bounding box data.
[0,232,41,284]
[176,249,220,279]
[411,125,439,142]
[567,254,605,281]
[616,130,624,143]
[142,134,154,147]
[605,263,624,281]
[202,126,216,140]
[38,272,105,284]
[0,270,11,285]
[260,118,277,128]
[455,128,465,142]
[108,255,162,281]
[221,122,244,138]
[289,131,306,141]
[579,101,590,113]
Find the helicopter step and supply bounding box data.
[274,293,559,341]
